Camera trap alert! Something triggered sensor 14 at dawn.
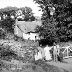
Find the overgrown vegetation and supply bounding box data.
[0,17,15,34]
[0,28,6,39]
[0,45,17,61]
[0,6,35,21]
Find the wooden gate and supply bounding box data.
[61,46,72,59]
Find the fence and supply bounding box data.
[61,46,72,59]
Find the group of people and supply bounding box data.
[34,44,52,61]
[34,43,63,62]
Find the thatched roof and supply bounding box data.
[16,21,42,33]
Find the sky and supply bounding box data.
[0,0,43,17]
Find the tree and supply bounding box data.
[34,0,72,45]
[0,6,35,21]
[0,17,15,33]
[20,7,35,21]
[0,6,18,17]
[55,3,72,42]
[0,7,17,33]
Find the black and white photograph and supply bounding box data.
[0,0,72,72]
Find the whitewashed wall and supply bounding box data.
[23,33,40,41]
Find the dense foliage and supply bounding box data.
[34,0,72,44]
[0,6,35,21]
[20,7,35,21]
[0,17,15,34]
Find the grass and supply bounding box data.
[1,59,64,72]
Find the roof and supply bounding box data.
[16,21,42,33]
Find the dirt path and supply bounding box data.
[47,61,72,72]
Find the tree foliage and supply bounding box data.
[0,7,17,33]
[0,6,35,21]
[34,0,72,44]
[55,3,72,42]
[20,6,35,21]
[0,6,18,17]
[0,17,15,33]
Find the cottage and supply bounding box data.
[14,19,42,40]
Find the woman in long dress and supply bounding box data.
[34,47,43,61]
[44,45,52,60]
[34,45,45,61]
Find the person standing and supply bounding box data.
[34,46,43,61]
[37,45,45,60]
[53,42,58,62]
[56,44,60,56]
[44,45,52,61]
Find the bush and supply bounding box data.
[0,45,17,61]
[0,28,6,39]
[0,17,15,34]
